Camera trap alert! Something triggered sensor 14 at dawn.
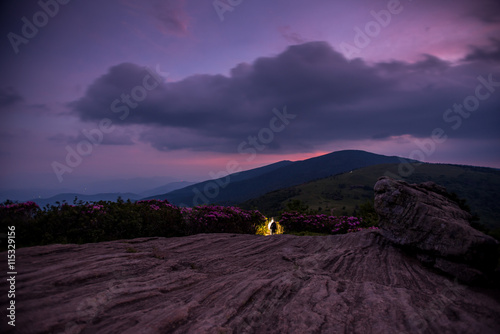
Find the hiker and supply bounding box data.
[270,220,277,235]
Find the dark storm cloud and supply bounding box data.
[71,41,500,153]
[419,0,500,24]
[48,130,135,146]
[466,0,500,23]
[0,87,23,107]
[464,39,500,63]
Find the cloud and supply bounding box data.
[278,26,307,44]
[48,129,136,146]
[465,0,500,23]
[0,87,23,108]
[418,0,500,24]
[463,39,500,63]
[70,41,500,154]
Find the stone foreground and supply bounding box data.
[1,232,499,333]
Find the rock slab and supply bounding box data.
[1,232,500,333]
[374,176,499,283]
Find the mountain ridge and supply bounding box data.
[148,150,406,206]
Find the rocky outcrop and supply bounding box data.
[1,232,500,334]
[374,176,499,284]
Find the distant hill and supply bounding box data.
[146,150,405,206]
[32,193,142,208]
[139,181,196,198]
[144,159,294,205]
[4,181,195,208]
[241,163,500,229]
[0,188,73,203]
[0,177,185,204]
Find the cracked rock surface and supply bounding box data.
[2,231,500,333]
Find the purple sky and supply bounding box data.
[1,0,499,195]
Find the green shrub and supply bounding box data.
[1,200,266,248]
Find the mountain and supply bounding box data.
[145,150,405,206]
[145,159,294,205]
[32,193,142,208]
[139,181,196,198]
[0,188,74,203]
[2,181,194,208]
[83,177,176,194]
[242,162,500,229]
[0,177,180,204]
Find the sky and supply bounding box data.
[0,0,499,197]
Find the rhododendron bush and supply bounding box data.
[0,200,263,248]
[182,205,264,235]
[280,212,378,235]
[0,199,376,249]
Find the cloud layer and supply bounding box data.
[70,41,500,154]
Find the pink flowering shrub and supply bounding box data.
[182,205,264,235]
[0,201,41,247]
[0,201,40,223]
[280,212,378,235]
[136,199,184,237]
[1,199,265,248]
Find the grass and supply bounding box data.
[242,163,500,230]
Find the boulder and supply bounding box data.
[374,176,499,283]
